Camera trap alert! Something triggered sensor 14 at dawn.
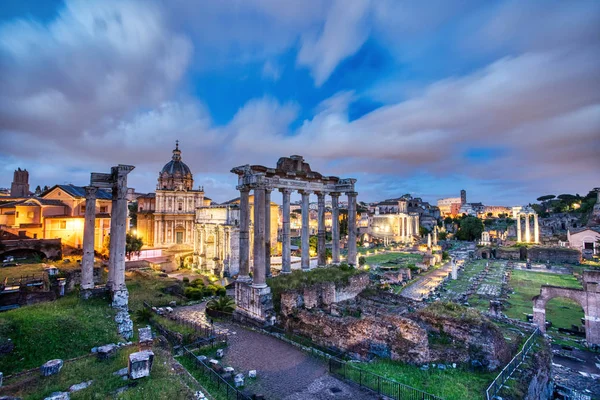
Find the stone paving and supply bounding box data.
[174,304,377,399]
[400,261,453,301]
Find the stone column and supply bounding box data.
[525,213,531,243]
[517,214,522,242]
[111,165,134,294]
[107,196,118,290]
[534,214,539,244]
[407,216,413,238]
[252,187,267,288]
[81,186,98,292]
[300,190,311,270]
[264,188,272,278]
[433,226,438,245]
[238,187,251,282]
[415,216,420,237]
[280,189,292,274]
[331,192,340,264]
[347,192,357,266]
[317,192,326,267]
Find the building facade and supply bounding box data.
[136,142,210,249]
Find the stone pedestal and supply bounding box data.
[41,359,63,376]
[97,344,117,360]
[234,281,274,326]
[138,327,153,351]
[128,350,154,379]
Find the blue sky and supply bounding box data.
[0,0,598,205]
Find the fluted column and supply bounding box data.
[534,214,539,244]
[81,186,98,291]
[525,213,531,243]
[347,191,357,266]
[517,214,522,242]
[331,192,340,264]
[317,192,326,267]
[264,188,272,278]
[281,189,292,274]
[238,187,251,282]
[252,187,267,288]
[300,190,311,270]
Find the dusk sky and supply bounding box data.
[0,0,598,206]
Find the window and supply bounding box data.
[178,202,183,211]
[33,233,38,239]
[16,212,19,218]
[100,206,107,213]
[60,220,67,229]
[80,205,85,213]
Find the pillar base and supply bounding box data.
[237,275,252,283]
[234,281,275,327]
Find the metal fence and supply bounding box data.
[182,346,251,400]
[485,327,540,400]
[329,357,444,400]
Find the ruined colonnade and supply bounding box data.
[516,211,539,244]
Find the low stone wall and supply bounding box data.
[496,247,521,260]
[64,267,102,292]
[280,273,369,314]
[527,247,580,264]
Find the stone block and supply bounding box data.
[169,301,177,307]
[128,350,154,379]
[113,368,128,377]
[69,380,93,392]
[194,391,206,399]
[41,359,63,376]
[44,392,69,400]
[216,348,224,358]
[196,355,207,362]
[165,307,173,313]
[138,327,153,350]
[248,370,257,378]
[234,373,244,388]
[209,359,219,366]
[223,367,235,373]
[97,344,117,360]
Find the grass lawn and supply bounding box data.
[0,294,120,375]
[505,269,583,325]
[126,271,183,312]
[356,359,495,400]
[364,252,421,266]
[177,355,231,400]
[1,346,193,400]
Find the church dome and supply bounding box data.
[158,141,194,191]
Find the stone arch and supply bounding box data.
[533,271,600,346]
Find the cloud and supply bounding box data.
[0,0,192,139]
[261,61,282,81]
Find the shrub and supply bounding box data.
[202,285,218,297]
[134,307,152,323]
[191,278,205,288]
[206,296,236,314]
[184,287,203,300]
[182,277,190,284]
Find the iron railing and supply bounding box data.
[485,327,540,400]
[329,357,444,400]
[182,346,251,400]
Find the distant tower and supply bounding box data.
[460,189,467,205]
[10,168,30,197]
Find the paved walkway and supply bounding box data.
[174,304,377,400]
[400,261,453,301]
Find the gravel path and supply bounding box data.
[401,261,453,301]
[174,304,377,399]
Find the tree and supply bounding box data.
[128,201,138,228]
[125,232,143,260]
[34,185,42,196]
[536,195,555,202]
[456,216,484,241]
[444,216,453,225]
[438,231,448,240]
[419,226,429,236]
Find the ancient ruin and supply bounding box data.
[230,155,357,324]
[515,206,540,243]
[80,164,135,338]
[533,270,600,346]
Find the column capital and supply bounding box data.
[299,189,312,196]
[346,191,358,197]
[279,187,293,195]
[315,191,327,199]
[329,191,341,198]
[236,185,251,192]
[84,186,98,198]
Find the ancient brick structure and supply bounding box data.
[533,270,600,346]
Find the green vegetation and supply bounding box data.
[0,295,120,375]
[127,272,183,311]
[364,252,421,266]
[2,346,192,400]
[267,265,363,311]
[183,278,226,300]
[125,232,144,260]
[206,296,236,314]
[356,359,495,400]
[178,355,231,400]
[456,216,484,241]
[419,301,486,325]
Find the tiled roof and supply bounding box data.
[46,184,112,200]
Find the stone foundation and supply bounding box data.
[112,289,133,340]
[234,281,275,326]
